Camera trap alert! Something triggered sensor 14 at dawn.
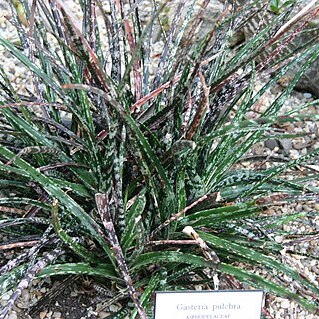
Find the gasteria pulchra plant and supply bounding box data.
[1,0,319,317]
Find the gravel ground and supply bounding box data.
[1,1,319,318]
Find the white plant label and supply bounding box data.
[154,290,264,319]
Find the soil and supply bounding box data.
[25,277,94,319]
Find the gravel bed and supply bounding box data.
[1,1,319,318]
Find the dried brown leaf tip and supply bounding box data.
[182,226,220,264]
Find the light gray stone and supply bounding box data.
[264,139,279,150]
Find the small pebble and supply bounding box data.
[274,235,284,243]
[303,92,312,99]
[99,311,110,318]
[281,300,291,309]
[289,149,300,159]
[7,312,18,319]
[53,311,62,318]
[32,279,40,286]
[109,304,120,312]
[1,293,11,301]
[16,302,28,309]
[21,289,30,302]
[40,311,47,319]
[264,139,279,150]
[279,139,292,154]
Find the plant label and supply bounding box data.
[154,290,264,319]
